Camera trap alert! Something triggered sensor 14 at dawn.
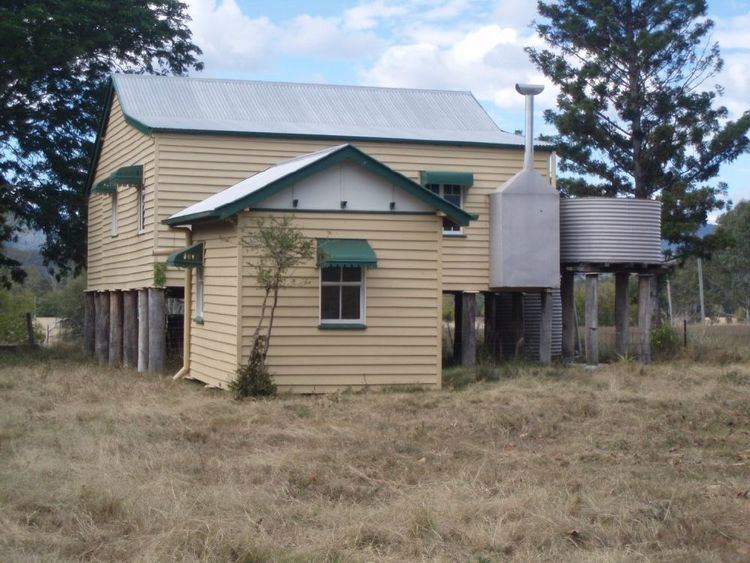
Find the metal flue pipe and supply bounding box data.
[515,83,544,170]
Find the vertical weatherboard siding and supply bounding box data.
[87,95,157,290]
[188,221,240,387]
[194,210,443,393]
[154,134,552,291]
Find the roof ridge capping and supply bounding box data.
[165,144,476,227]
[111,73,475,97]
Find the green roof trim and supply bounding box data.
[166,243,204,268]
[317,239,378,269]
[420,170,474,187]
[91,178,116,194]
[110,164,143,185]
[164,144,476,227]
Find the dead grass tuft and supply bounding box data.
[1,335,749,561]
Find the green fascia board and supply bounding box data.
[110,164,143,185]
[167,144,475,227]
[420,170,474,187]
[166,242,204,268]
[91,178,116,194]
[85,80,115,196]
[145,125,554,151]
[317,238,378,268]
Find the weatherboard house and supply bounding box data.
[84,74,663,391]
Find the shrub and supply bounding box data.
[229,337,277,399]
[652,324,680,360]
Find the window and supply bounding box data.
[426,183,463,234]
[137,186,146,233]
[195,266,204,321]
[320,266,365,324]
[110,191,118,236]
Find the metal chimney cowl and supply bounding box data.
[489,83,560,290]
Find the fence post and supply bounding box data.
[26,312,35,346]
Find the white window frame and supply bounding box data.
[195,265,205,321]
[426,183,464,235]
[137,185,146,234]
[110,191,118,236]
[319,266,366,325]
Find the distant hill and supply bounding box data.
[4,227,56,285]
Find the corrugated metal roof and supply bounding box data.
[112,74,539,147]
[169,145,345,222]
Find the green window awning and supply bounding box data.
[420,170,474,187]
[90,165,143,195]
[91,178,116,194]
[110,165,143,185]
[317,239,378,269]
[166,243,204,268]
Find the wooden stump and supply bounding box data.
[108,290,123,366]
[123,291,138,369]
[585,274,599,366]
[137,289,149,373]
[148,288,166,373]
[639,275,653,364]
[95,292,110,365]
[615,273,630,357]
[561,272,575,361]
[483,292,501,360]
[453,293,463,363]
[460,293,476,367]
[84,292,95,356]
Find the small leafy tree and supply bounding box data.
[528,0,750,255]
[230,217,314,399]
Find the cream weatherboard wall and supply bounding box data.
[187,220,240,388]
[87,95,157,291]
[153,133,553,291]
[185,210,443,392]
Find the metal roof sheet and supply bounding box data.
[112,74,540,147]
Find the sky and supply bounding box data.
[183,0,750,208]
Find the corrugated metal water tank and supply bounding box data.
[560,198,663,264]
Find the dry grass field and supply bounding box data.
[1,326,750,562]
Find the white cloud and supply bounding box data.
[187,0,278,72]
[363,22,556,114]
[186,0,383,75]
[712,12,750,120]
[343,1,409,30]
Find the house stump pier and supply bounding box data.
[560,272,575,361]
[539,290,553,364]
[148,288,166,373]
[94,292,110,365]
[459,292,477,367]
[109,290,123,366]
[84,292,95,357]
[585,274,599,365]
[615,273,630,357]
[639,275,653,364]
[137,289,149,373]
[123,290,138,369]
